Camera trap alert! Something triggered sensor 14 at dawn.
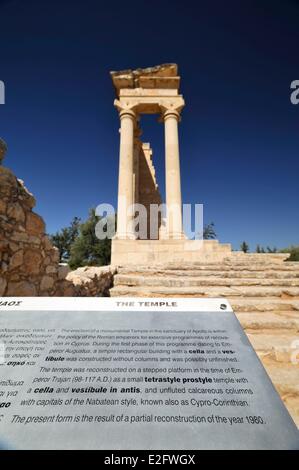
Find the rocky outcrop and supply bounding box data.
[0,166,60,296]
[58,265,116,296]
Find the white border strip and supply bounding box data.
[0,297,233,312]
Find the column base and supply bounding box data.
[114,232,136,240]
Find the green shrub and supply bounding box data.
[69,209,111,269]
[280,245,299,262]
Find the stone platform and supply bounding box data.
[111,239,232,265]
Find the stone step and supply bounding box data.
[118,263,299,274]
[114,274,299,287]
[262,363,299,396]
[236,311,299,330]
[111,283,299,298]
[261,364,299,427]
[117,268,299,279]
[280,395,299,428]
[230,298,299,312]
[110,286,299,308]
[247,332,299,359]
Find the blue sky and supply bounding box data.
[0,0,298,250]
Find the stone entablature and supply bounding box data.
[111,64,184,117]
[111,64,180,92]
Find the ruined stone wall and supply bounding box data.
[0,166,61,296]
[0,163,115,297]
[59,265,117,296]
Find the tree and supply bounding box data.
[266,246,277,253]
[280,245,299,261]
[50,217,81,261]
[256,244,266,253]
[240,241,249,253]
[203,222,217,240]
[69,209,112,269]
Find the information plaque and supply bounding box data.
[0,297,298,450]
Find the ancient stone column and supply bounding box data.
[133,125,142,207]
[163,109,183,238]
[116,109,136,239]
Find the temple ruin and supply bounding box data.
[110,64,232,265]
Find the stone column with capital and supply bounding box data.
[115,108,136,239]
[163,108,184,239]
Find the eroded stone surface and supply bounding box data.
[58,265,117,297]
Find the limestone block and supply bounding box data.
[263,364,299,395]
[282,395,299,427]
[0,199,6,214]
[46,265,58,274]
[10,231,29,243]
[9,273,21,282]
[40,275,54,291]
[236,312,299,330]
[229,298,298,312]
[0,241,9,253]
[50,247,60,263]
[0,167,17,195]
[63,265,116,296]
[28,235,41,245]
[43,235,53,251]
[247,333,298,360]
[111,239,232,266]
[7,281,37,296]
[0,277,7,295]
[23,249,42,275]
[9,250,23,270]
[65,274,86,287]
[1,261,8,273]
[26,212,45,235]
[58,264,70,280]
[60,282,76,296]
[274,348,294,363]
[7,203,25,223]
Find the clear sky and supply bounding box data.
[0,0,298,250]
